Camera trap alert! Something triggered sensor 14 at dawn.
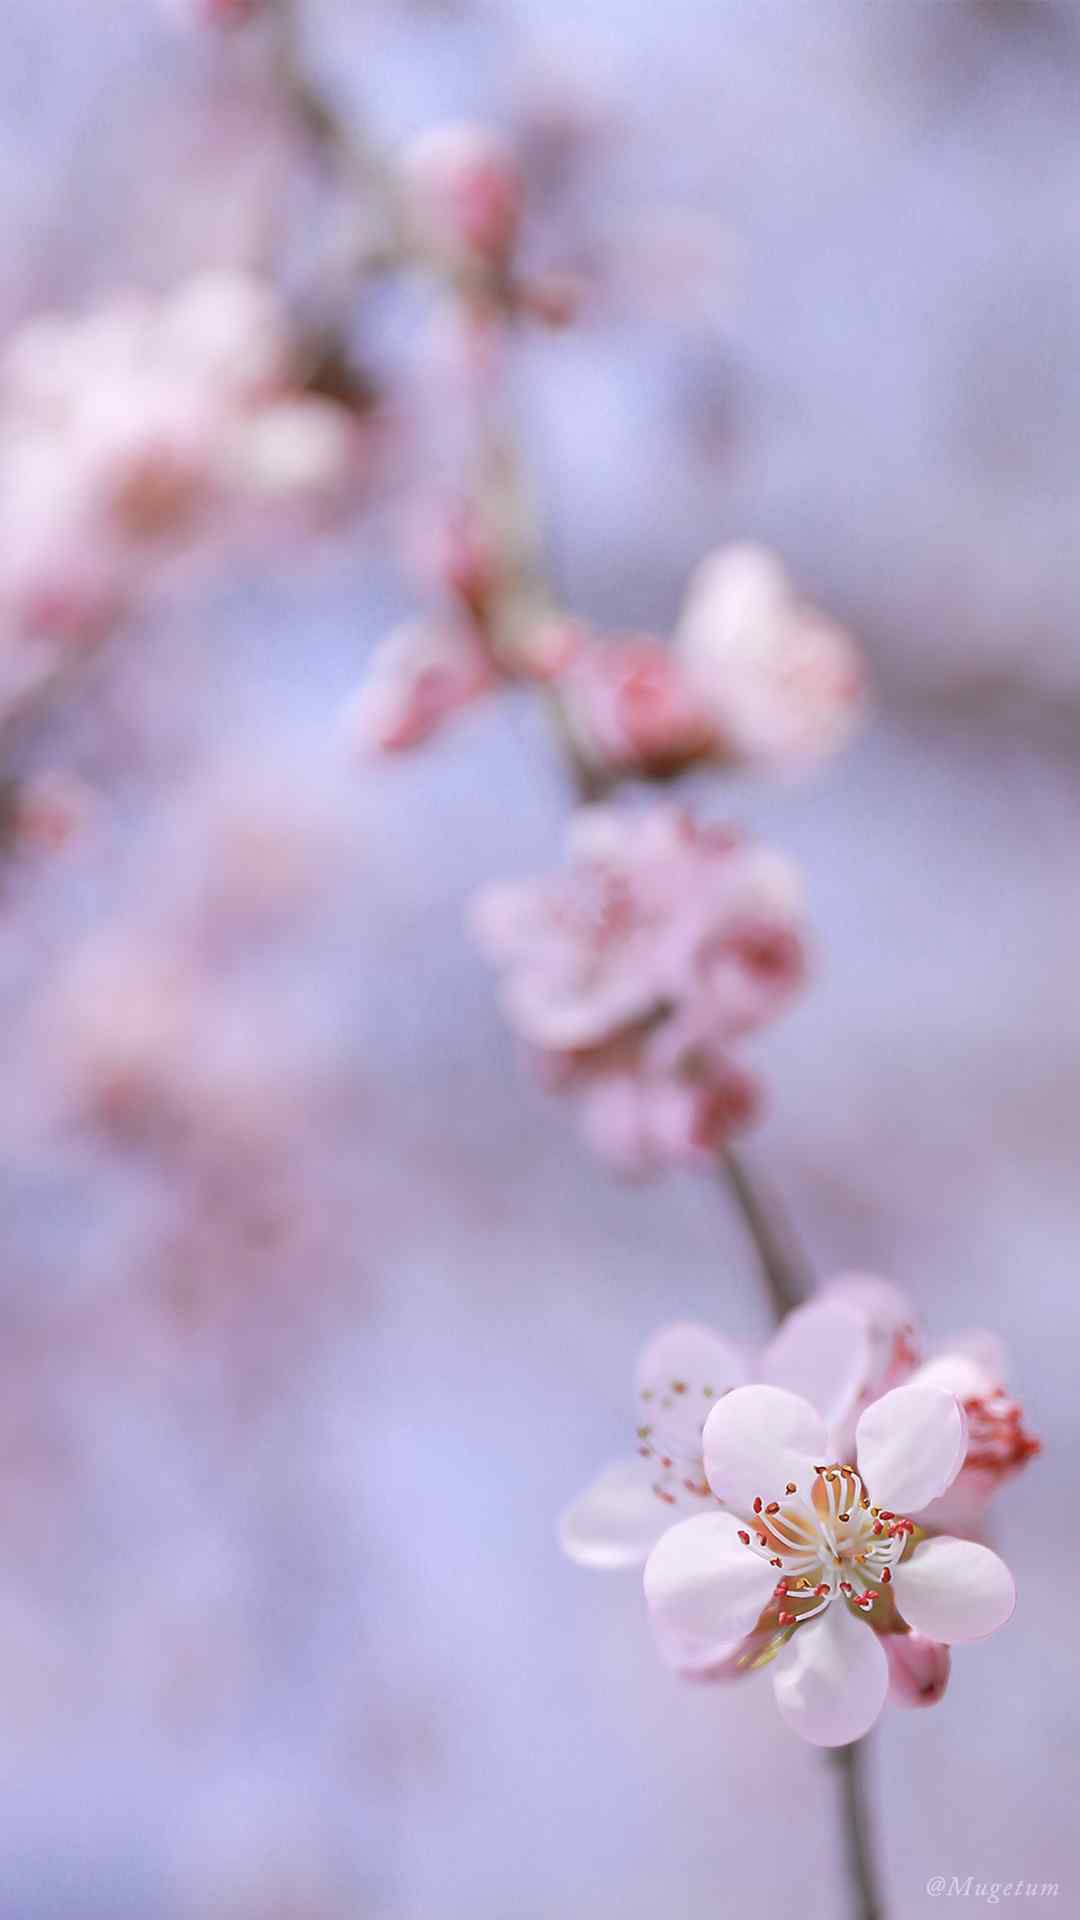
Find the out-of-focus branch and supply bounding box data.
[265,0,400,362]
[721,1145,811,1322]
[830,1738,886,1920]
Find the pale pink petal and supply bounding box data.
[930,1328,1008,1382]
[771,1603,889,1747]
[911,1472,997,1539]
[855,1385,967,1515]
[643,1511,775,1672]
[702,1384,827,1512]
[908,1353,995,1402]
[559,1457,672,1570]
[635,1321,749,1471]
[891,1536,1015,1644]
[674,544,863,770]
[822,1271,922,1412]
[761,1300,872,1446]
[343,622,491,755]
[884,1633,951,1709]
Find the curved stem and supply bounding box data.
[830,1738,886,1920]
[720,1145,811,1321]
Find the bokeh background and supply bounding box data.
[2,1,1078,1914]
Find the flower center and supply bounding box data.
[735,1464,915,1630]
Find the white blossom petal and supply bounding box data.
[855,1385,967,1515]
[643,1511,775,1672]
[559,1457,673,1569]
[772,1603,889,1747]
[891,1536,1015,1644]
[635,1320,749,1460]
[703,1383,827,1512]
[761,1299,872,1444]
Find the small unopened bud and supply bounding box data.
[885,1633,951,1710]
[399,123,522,278]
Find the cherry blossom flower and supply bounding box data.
[562,1282,1037,1573]
[559,1321,748,1570]
[470,805,806,1175]
[815,1277,1039,1533]
[645,1382,1015,1744]
[536,544,863,785]
[562,1304,866,1569]
[674,543,863,770]
[900,1333,1041,1535]
[0,274,362,725]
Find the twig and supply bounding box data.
[720,1144,811,1322]
[830,1737,886,1920]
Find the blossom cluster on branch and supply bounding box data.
[0,270,363,738]
[0,4,1040,1906]
[470,806,806,1174]
[562,1277,1036,1744]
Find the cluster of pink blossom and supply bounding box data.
[33,765,347,1164]
[562,1276,1036,1744]
[0,270,362,732]
[350,539,861,777]
[470,805,806,1175]
[562,544,864,778]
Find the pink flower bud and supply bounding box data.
[885,1633,951,1709]
[560,636,717,777]
[343,621,493,755]
[399,123,522,277]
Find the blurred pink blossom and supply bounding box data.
[399,123,522,284]
[541,544,863,785]
[0,272,362,727]
[559,635,717,779]
[645,1382,1015,1744]
[674,543,863,770]
[9,769,97,857]
[343,620,494,755]
[470,805,806,1174]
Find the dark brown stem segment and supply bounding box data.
[830,1737,886,1920]
[720,1145,811,1322]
